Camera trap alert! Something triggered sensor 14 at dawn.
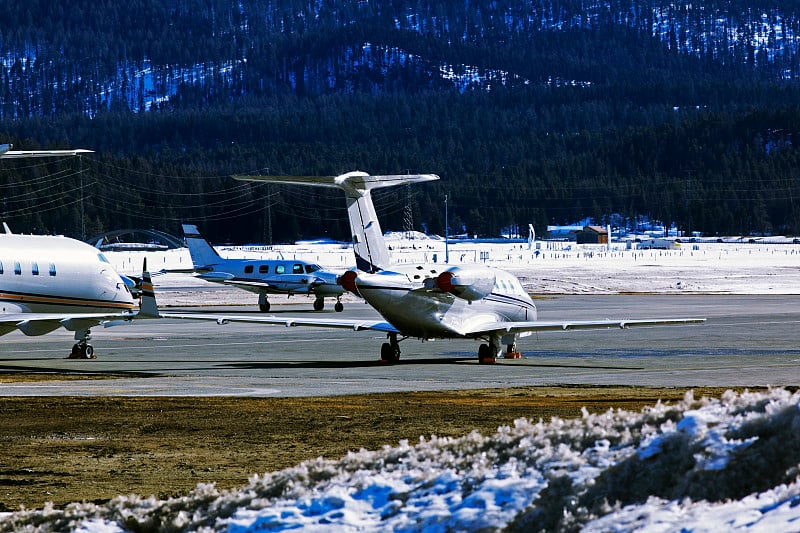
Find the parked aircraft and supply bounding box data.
[0,228,159,358]
[165,172,705,364]
[181,224,346,312]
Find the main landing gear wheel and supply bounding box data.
[68,342,95,359]
[380,333,401,363]
[259,294,270,312]
[504,343,522,359]
[313,298,325,311]
[334,301,344,312]
[478,343,496,365]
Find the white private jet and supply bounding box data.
[182,224,346,312]
[0,227,159,358]
[164,172,705,364]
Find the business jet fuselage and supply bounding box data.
[341,264,535,339]
[0,234,134,314]
[0,233,139,357]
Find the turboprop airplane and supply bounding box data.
[164,172,705,364]
[181,224,346,312]
[0,229,159,358]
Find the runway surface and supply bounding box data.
[1,294,798,396]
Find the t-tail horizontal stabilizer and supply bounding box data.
[0,143,94,158]
[234,172,439,273]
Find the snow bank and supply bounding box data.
[3,388,800,532]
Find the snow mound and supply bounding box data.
[3,388,800,532]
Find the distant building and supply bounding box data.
[637,238,679,250]
[576,225,608,245]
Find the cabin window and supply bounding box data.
[31,262,39,276]
[49,263,57,276]
[244,265,254,274]
[14,262,21,275]
[293,264,303,274]
[275,265,285,274]
[259,265,269,274]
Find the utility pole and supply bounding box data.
[263,168,272,246]
[79,156,85,240]
[444,193,449,264]
[403,185,413,238]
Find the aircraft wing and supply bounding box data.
[0,145,94,158]
[223,279,331,291]
[463,317,707,337]
[159,312,701,337]
[160,312,400,333]
[0,311,138,337]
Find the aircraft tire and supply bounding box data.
[313,299,324,311]
[334,302,344,312]
[478,344,496,365]
[380,342,399,363]
[69,343,82,359]
[83,345,95,359]
[259,302,270,312]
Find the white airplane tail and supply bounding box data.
[138,260,160,318]
[234,172,439,272]
[182,224,222,268]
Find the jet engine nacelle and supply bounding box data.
[436,265,496,302]
[338,270,362,297]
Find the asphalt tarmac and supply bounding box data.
[0,294,798,396]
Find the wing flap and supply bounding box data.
[223,280,274,289]
[462,317,706,336]
[161,312,399,333]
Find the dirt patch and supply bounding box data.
[0,384,752,511]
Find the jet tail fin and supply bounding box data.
[182,224,222,269]
[234,172,439,272]
[137,259,160,318]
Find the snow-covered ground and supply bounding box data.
[5,238,800,531]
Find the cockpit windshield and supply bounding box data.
[305,264,322,274]
[98,253,111,264]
